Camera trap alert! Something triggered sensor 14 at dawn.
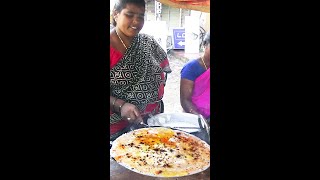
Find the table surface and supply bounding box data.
[110,128,211,180]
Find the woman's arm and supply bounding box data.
[180,78,199,115]
[110,96,142,123]
[110,96,125,113]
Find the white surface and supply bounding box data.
[140,21,167,51]
[185,16,200,54]
[147,113,201,133]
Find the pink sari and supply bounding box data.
[191,68,210,119]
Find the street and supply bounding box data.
[162,54,184,113]
[162,50,202,113]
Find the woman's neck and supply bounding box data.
[201,56,210,69]
[115,28,133,49]
[205,59,210,68]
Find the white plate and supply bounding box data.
[147,113,201,133]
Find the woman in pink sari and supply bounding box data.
[180,32,210,119]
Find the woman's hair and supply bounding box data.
[202,32,210,47]
[111,0,146,26]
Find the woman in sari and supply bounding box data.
[180,32,210,119]
[110,0,171,140]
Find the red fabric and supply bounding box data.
[110,46,128,134]
[142,102,161,116]
[169,0,209,5]
[160,58,169,68]
[158,0,210,12]
[110,118,129,135]
[110,46,123,69]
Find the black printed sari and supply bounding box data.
[110,33,171,139]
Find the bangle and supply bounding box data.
[112,98,118,112]
[118,102,126,113]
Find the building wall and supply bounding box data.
[145,1,212,49]
[111,0,209,34]
[145,1,191,34]
[145,0,155,21]
[204,13,210,32]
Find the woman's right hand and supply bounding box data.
[120,102,143,124]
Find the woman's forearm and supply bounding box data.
[180,79,198,114]
[110,96,126,113]
[181,99,199,114]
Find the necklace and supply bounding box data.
[115,29,127,50]
[201,56,208,70]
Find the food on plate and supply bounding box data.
[110,127,210,177]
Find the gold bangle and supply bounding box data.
[118,102,126,113]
